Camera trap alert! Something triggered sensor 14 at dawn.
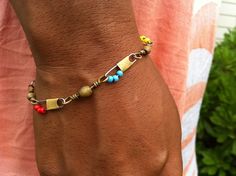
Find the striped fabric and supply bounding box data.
[133,0,220,175]
[0,0,220,175]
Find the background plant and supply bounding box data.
[197,27,236,176]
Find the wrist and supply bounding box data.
[33,33,149,101]
[34,54,153,101]
[34,33,144,75]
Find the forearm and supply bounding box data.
[10,1,182,176]
[10,0,142,71]
[10,0,144,97]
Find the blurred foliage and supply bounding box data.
[197,27,236,176]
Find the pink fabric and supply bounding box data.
[0,0,219,175]
[133,0,193,117]
[133,1,218,175]
[0,1,38,175]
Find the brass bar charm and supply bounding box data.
[117,55,136,72]
[46,98,64,110]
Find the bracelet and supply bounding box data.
[27,35,153,114]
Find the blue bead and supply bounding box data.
[107,76,114,83]
[116,70,124,77]
[113,75,119,82]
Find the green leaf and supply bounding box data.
[197,27,236,176]
[217,134,228,143]
[232,141,236,155]
[208,166,218,175]
[210,115,223,126]
[219,170,226,176]
[202,153,215,165]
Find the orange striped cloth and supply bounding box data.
[0,0,219,175]
[133,0,220,175]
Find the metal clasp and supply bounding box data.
[104,53,140,77]
[46,98,65,110]
[116,54,137,72]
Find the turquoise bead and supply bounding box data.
[107,76,114,83]
[116,70,124,77]
[113,75,119,82]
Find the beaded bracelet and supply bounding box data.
[27,35,153,114]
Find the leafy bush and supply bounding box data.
[197,27,236,176]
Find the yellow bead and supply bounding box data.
[140,35,146,42]
[78,86,93,97]
[139,35,152,44]
[144,38,151,44]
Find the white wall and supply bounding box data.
[216,0,236,43]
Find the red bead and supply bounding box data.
[33,104,41,110]
[37,107,46,114]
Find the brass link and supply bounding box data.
[27,35,153,112]
[132,53,143,59]
[117,54,137,72]
[70,93,80,100]
[46,98,64,110]
[90,75,107,89]
[90,82,99,89]
[63,97,73,105]
[29,98,39,105]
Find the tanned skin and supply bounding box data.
[10,1,182,175]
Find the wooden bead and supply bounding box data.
[28,85,34,92]
[27,92,35,100]
[144,45,152,54]
[139,49,147,55]
[78,86,93,97]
